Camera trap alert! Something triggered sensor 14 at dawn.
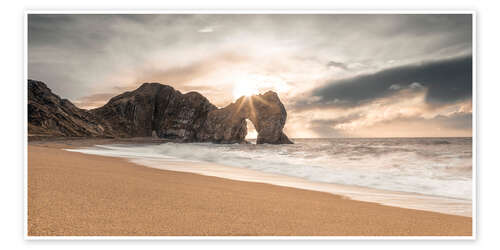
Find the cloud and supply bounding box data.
[389,84,401,90]
[289,87,472,138]
[326,60,349,70]
[295,55,472,110]
[409,82,424,89]
[28,14,472,101]
[28,14,473,137]
[432,111,472,130]
[307,107,472,138]
[134,51,247,85]
[73,93,117,109]
[309,113,362,137]
[198,26,215,33]
[311,113,362,128]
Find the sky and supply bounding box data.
[28,14,473,138]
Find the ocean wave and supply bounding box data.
[69,137,473,200]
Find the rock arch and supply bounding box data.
[198,91,293,144]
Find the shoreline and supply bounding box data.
[131,158,473,218]
[28,139,473,236]
[65,140,472,217]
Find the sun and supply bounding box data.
[232,81,259,100]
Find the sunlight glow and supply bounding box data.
[245,119,258,139]
[232,81,259,100]
[231,73,291,101]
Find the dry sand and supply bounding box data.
[27,141,473,236]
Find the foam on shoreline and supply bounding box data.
[67,144,472,217]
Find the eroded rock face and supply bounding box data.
[199,91,293,144]
[28,80,293,144]
[91,83,217,141]
[27,79,113,138]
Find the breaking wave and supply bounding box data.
[69,137,473,200]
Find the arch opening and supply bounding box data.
[245,118,258,141]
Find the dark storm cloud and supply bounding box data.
[29,14,113,48]
[371,14,471,37]
[296,55,472,109]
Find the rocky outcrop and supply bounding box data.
[28,79,114,138]
[199,92,293,144]
[28,80,293,144]
[90,83,217,141]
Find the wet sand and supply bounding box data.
[27,140,473,236]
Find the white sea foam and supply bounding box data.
[67,138,473,217]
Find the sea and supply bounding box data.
[67,137,473,217]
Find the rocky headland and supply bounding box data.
[28,79,293,144]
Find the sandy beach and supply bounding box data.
[27,140,473,236]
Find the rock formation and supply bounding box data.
[28,80,114,138]
[199,92,293,144]
[28,80,293,144]
[90,83,217,141]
